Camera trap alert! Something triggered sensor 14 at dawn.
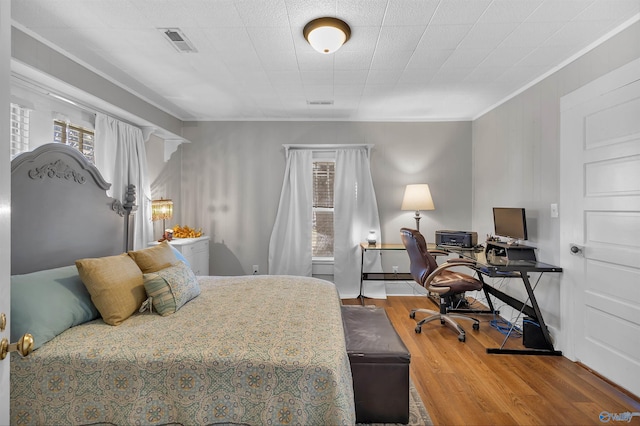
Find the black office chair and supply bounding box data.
[400,228,482,342]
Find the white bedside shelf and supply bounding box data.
[149,236,210,275]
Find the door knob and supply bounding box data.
[570,244,584,256]
[0,333,34,360]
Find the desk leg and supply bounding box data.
[521,273,561,355]
[359,247,365,306]
[481,277,497,314]
[486,272,562,356]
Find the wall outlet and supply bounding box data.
[550,203,559,218]
[252,265,259,275]
[392,266,399,273]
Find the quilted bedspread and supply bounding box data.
[11,275,355,425]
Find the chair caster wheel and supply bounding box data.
[473,323,480,331]
[409,312,416,319]
[415,326,422,333]
[458,334,466,342]
[440,319,445,325]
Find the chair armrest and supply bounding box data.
[428,249,450,257]
[424,262,477,287]
[424,261,479,287]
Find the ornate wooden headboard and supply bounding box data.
[11,143,135,275]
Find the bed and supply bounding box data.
[9,143,355,425]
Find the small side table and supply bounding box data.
[359,243,412,305]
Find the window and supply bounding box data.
[10,103,30,158]
[54,120,95,163]
[312,160,335,258]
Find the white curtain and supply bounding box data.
[269,146,382,298]
[95,113,152,250]
[268,149,313,276]
[333,148,382,298]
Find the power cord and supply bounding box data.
[468,284,523,338]
[490,314,523,337]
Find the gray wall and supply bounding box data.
[159,121,473,275]
[472,21,640,331]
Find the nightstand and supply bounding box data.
[149,236,210,275]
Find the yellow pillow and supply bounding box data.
[128,241,177,273]
[76,253,145,326]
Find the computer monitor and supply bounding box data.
[493,207,528,241]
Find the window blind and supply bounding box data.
[10,103,30,158]
[54,120,95,163]
[313,161,334,208]
[312,161,335,258]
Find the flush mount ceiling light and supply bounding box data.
[303,17,351,54]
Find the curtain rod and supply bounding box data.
[283,144,374,156]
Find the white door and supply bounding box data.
[1,0,11,421]
[560,58,640,397]
[0,226,9,422]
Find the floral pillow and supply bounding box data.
[143,261,200,316]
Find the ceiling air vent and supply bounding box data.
[308,100,334,106]
[160,28,198,53]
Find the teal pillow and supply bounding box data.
[11,265,99,350]
[169,244,190,268]
[143,261,200,316]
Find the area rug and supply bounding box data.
[358,379,434,426]
[407,379,433,426]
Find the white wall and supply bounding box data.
[170,121,472,276]
[472,21,640,335]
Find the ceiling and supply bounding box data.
[10,0,640,122]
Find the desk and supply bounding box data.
[359,243,413,305]
[358,243,491,310]
[441,245,563,356]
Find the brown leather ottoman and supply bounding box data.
[341,305,411,424]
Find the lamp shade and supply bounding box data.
[401,184,435,211]
[303,17,351,54]
[151,198,173,221]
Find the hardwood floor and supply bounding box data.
[342,296,640,425]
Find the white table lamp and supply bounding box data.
[401,184,435,231]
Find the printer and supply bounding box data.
[435,230,478,248]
